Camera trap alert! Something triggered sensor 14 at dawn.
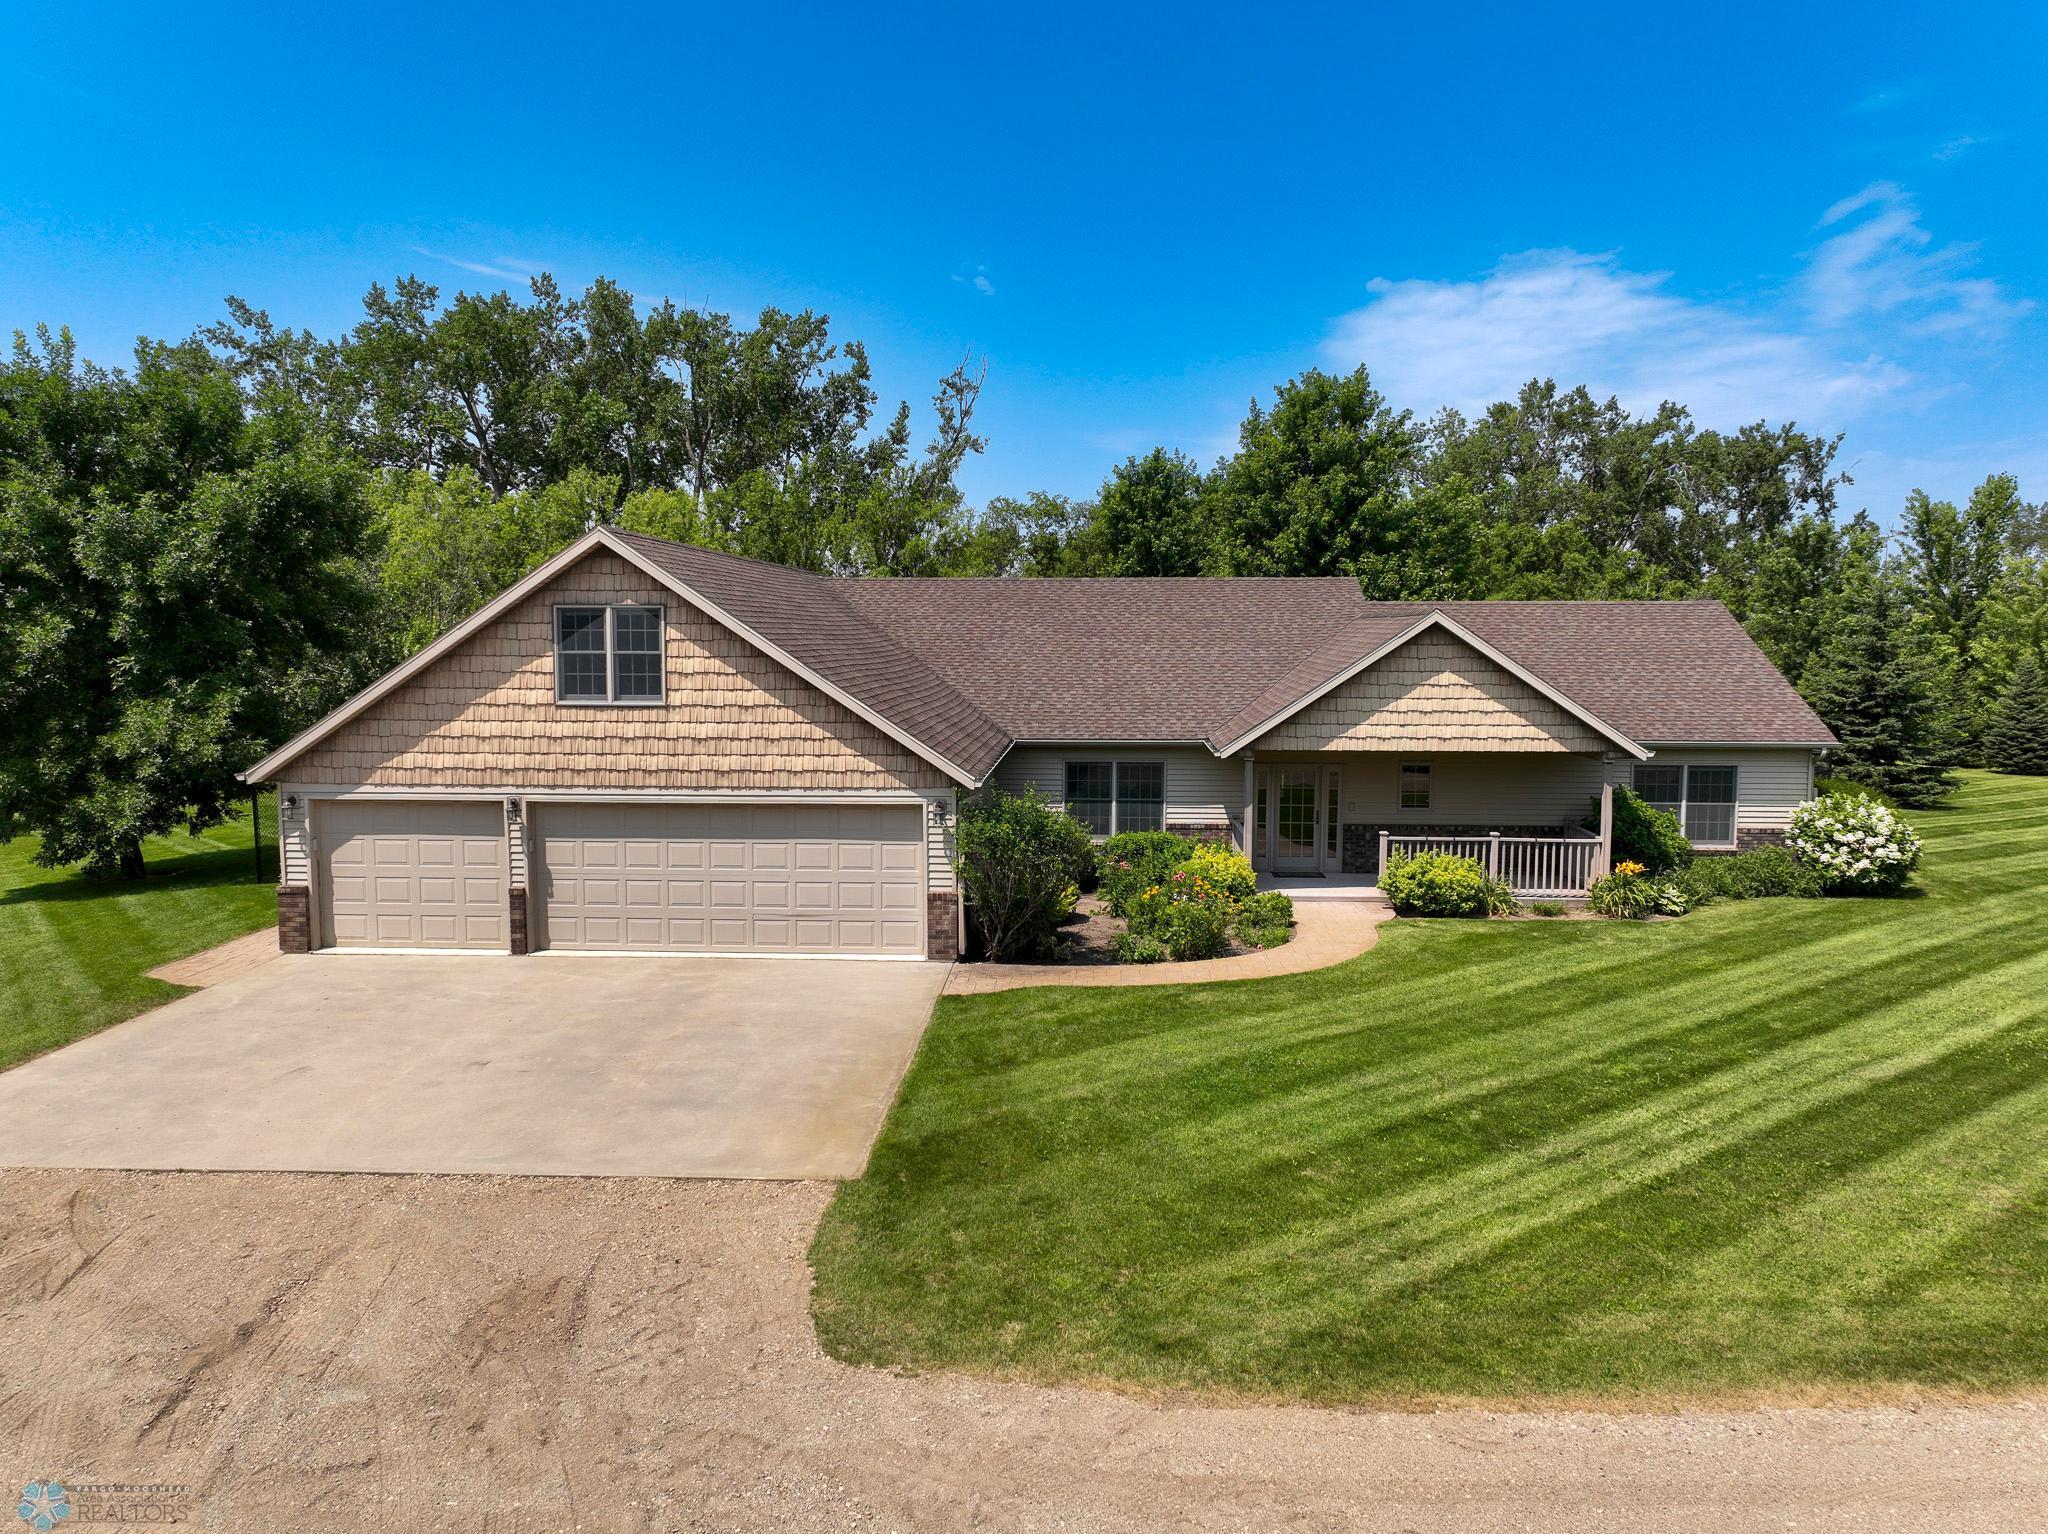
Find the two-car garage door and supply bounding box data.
[534,802,925,956]
[313,799,925,957]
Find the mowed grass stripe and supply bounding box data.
[814,771,2048,1404]
[0,801,278,1072]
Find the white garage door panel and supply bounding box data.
[537,803,924,955]
[318,800,507,950]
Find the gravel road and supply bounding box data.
[1,1169,2041,1532]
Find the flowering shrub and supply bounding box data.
[1097,831,1198,916]
[1233,890,1294,949]
[1787,793,1922,894]
[1587,860,1690,919]
[1380,849,1519,917]
[1128,870,1233,959]
[1174,842,1256,901]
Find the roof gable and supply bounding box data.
[246,529,1008,785]
[1247,622,1615,754]
[1211,611,1649,758]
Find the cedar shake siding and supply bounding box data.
[1252,632,1607,754]
[289,553,953,793]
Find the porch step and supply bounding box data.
[1257,877,1388,904]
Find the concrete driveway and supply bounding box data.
[0,954,948,1178]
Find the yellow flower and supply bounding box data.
[1614,860,1645,876]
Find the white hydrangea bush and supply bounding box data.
[1786,793,1923,893]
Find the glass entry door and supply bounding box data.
[1272,767,1322,873]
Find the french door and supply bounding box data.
[1272,767,1321,873]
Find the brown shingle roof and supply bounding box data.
[623,536,1837,775]
[610,532,1013,781]
[838,577,1835,754]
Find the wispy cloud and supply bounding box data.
[953,263,995,297]
[1320,183,2028,432]
[1932,132,1993,161]
[1805,182,2030,338]
[1852,82,1924,113]
[410,246,537,282]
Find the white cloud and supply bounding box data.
[1932,132,1993,161]
[1324,248,1907,428]
[1804,182,2030,337]
[953,263,995,297]
[410,246,535,282]
[1320,183,2028,432]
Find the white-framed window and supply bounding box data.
[554,604,665,704]
[1399,761,1431,810]
[1632,763,1738,847]
[1065,760,1165,836]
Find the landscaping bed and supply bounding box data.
[955,795,1293,969]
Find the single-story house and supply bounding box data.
[244,527,1838,960]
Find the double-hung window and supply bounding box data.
[1399,762,1432,810]
[1631,763,1738,847]
[1065,761,1165,836]
[555,605,665,704]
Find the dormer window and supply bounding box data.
[555,605,664,704]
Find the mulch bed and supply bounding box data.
[994,895,1261,968]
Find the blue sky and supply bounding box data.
[5,2,2044,523]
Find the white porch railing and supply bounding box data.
[1380,830,1605,898]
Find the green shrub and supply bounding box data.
[1675,845,1823,904]
[1587,861,1689,919]
[955,788,1096,961]
[1528,901,1567,917]
[1109,929,1170,964]
[1601,786,1693,872]
[1096,830,1198,916]
[1175,841,1256,901]
[1133,893,1231,960]
[1787,793,1923,894]
[1815,774,1899,808]
[1233,890,1295,949]
[1380,849,1519,918]
[1127,865,1234,959]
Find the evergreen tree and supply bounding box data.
[1983,655,2048,775]
[1800,524,1959,806]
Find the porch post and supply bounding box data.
[1487,831,1501,881]
[1594,779,1614,881]
[1241,751,1256,862]
[1377,829,1389,883]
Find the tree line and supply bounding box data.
[3,274,2045,873]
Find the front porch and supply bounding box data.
[1239,750,1616,898]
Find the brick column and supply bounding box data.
[926,891,961,961]
[277,885,313,952]
[508,886,530,955]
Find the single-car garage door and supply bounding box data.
[317,800,508,950]
[535,802,925,956]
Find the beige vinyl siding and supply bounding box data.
[1327,752,1606,826]
[1255,632,1605,753]
[289,552,951,793]
[991,745,1239,830]
[1608,748,1817,830]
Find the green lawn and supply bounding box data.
[0,800,279,1071]
[812,770,2048,1407]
